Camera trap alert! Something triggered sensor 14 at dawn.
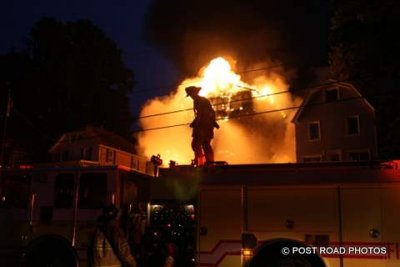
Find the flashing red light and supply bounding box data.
[19,165,33,169]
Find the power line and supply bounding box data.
[130,62,285,96]
[134,93,375,133]
[38,90,387,145]
[7,79,382,145]
[136,79,353,120]
[33,90,373,144]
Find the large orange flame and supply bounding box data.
[137,57,301,166]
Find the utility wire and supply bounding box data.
[7,78,379,144]
[49,90,385,143]
[130,62,285,96]
[137,79,353,120]
[135,93,374,132]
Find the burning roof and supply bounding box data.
[136,57,302,166]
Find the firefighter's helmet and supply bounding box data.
[185,86,201,97]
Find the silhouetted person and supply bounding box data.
[89,205,137,267]
[185,86,219,165]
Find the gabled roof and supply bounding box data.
[49,126,136,153]
[292,80,375,123]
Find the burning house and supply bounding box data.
[137,57,301,166]
[209,90,254,121]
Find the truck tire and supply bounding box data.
[26,236,78,267]
[248,239,326,267]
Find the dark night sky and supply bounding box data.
[0,0,330,119]
[142,0,331,86]
[0,0,178,117]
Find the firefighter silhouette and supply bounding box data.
[185,86,219,166]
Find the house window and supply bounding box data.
[308,121,321,141]
[54,173,74,208]
[78,173,107,209]
[348,150,370,161]
[325,88,339,102]
[303,155,322,163]
[347,116,360,135]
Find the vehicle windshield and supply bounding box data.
[1,173,31,208]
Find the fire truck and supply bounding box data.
[0,163,152,267]
[154,160,400,267]
[1,160,400,267]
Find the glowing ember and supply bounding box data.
[137,57,301,166]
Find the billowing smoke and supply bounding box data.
[143,0,329,84]
[137,0,328,164]
[136,57,301,165]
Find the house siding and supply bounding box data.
[294,83,377,162]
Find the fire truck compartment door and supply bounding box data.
[198,186,242,266]
[341,187,382,242]
[247,186,338,234]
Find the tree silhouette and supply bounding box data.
[329,0,400,158]
[0,17,135,163]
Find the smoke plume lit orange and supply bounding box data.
[137,57,301,166]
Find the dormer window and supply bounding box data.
[325,88,339,102]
